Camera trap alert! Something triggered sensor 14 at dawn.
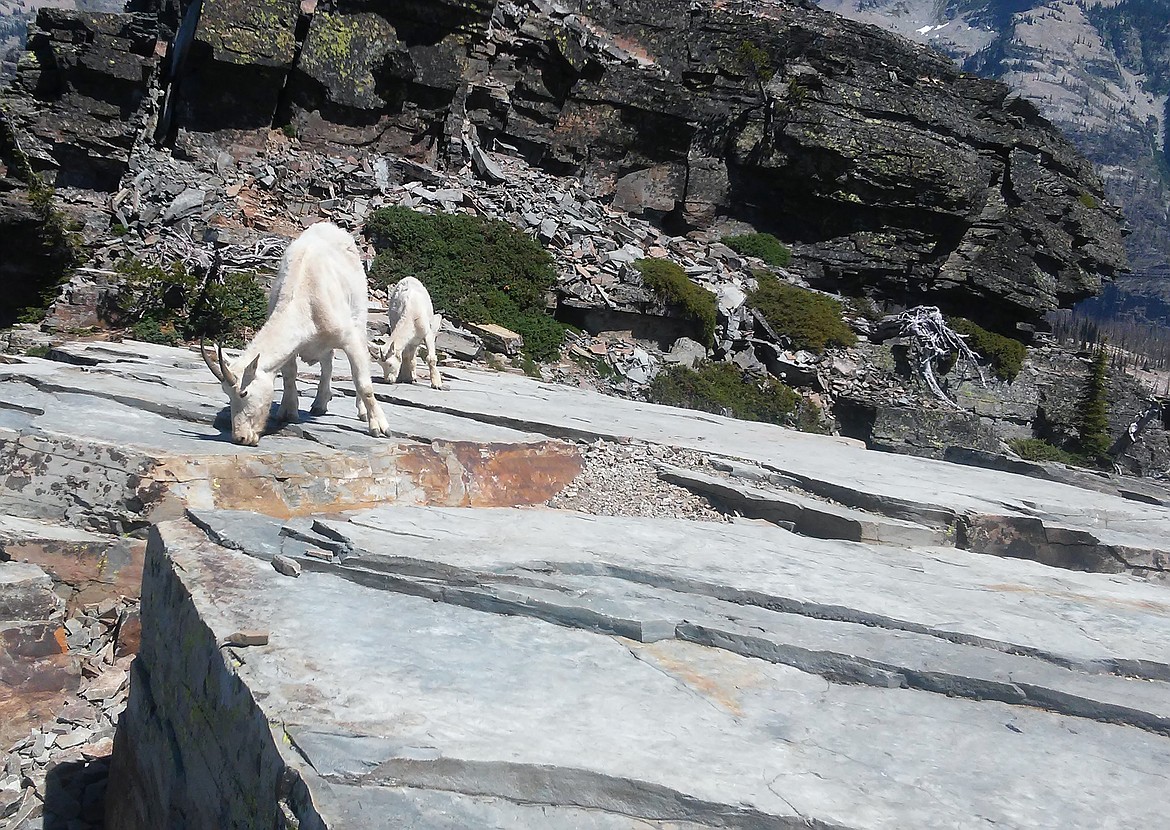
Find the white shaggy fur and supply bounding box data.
[370,276,443,389]
[202,222,391,446]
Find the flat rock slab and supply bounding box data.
[0,347,581,527]
[657,463,949,546]
[322,506,1170,673]
[7,341,1170,576]
[367,365,1170,576]
[121,516,1170,829]
[190,505,1170,733]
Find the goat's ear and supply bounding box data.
[239,354,260,390]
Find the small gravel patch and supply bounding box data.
[547,440,731,522]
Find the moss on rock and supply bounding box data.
[748,273,856,353]
[634,258,717,347]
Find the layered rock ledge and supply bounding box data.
[107,505,1170,828]
[2,340,1170,827]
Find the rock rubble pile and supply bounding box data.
[1,591,136,830]
[546,439,729,521]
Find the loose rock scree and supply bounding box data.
[202,222,391,445]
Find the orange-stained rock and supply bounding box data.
[156,439,581,517]
[3,538,146,609]
[115,609,142,658]
[0,580,78,747]
[447,441,585,507]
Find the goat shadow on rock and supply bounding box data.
[210,403,331,441]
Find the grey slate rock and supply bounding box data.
[161,189,206,224]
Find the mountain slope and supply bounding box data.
[0,0,1127,334]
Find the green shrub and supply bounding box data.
[735,41,774,84]
[634,258,717,347]
[1076,343,1111,461]
[1008,438,1087,466]
[188,270,268,345]
[515,354,542,378]
[648,361,821,429]
[365,206,566,361]
[722,233,791,267]
[843,296,881,323]
[949,317,1026,382]
[280,123,298,139]
[130,317,182,346]
[24,345,51,359]
[748,272,856,353]
[111,258,267,348]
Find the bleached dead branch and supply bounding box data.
[154,228,286,275]
[890,306,985,409]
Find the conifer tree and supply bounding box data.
[1076,341,1111,460]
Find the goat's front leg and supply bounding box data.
[311,349,333,416]
[276,359,300,422]
[398,344,418,383]
[341,337,390,437]
[423,328,443,389]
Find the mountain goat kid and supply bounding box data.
[370,276,443,389]
[202,222,391,446]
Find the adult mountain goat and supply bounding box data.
[371,276,444,389]
[202,222,391,446]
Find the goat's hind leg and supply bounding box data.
[341,336,390,437]
[311,350,333,416]
[276,359,300,422]
[424,327,443,389]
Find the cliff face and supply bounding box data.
[0,0,1126,334]
[817,0,1170,320]
[0,1,125,83]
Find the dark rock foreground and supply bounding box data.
[1,0,1128,332]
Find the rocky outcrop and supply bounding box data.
[2,9,159,190]
[107,502,1170,828]
[1,0,1128,335]
[0,109,80,327]
[818,0,1170,318]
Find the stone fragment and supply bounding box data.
[664,337,706,368]
[80,670,126,703]
[466,323,524,356]
[219,630,270,648]
[0,563,61,622]
[435,326,485,361]
[80,737,114,760]
[114,611,141,658]
[52,730,90,750]
[0,780,21,818]
[161,189,206,224]
[271,555,302,577]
